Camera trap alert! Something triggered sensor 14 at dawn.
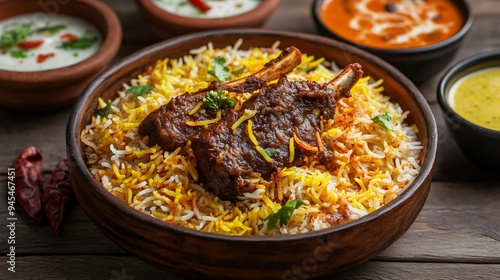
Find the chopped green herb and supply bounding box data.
[36,24,66,35]
[95,101,113,118]
[297,65,317,72]
[0,23,32,49]
[10,49,28,59]
[72,52,79,57]
[61,36,98,50]
[125,84,154,99]
[264,199,307,230]
[207,57,231,82]
[202,90,236,110]
[264,148,277,157]
[231,67,246,77]
[372,111,394,130]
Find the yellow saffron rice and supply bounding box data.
[81,40,422,236]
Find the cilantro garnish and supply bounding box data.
[125,84,154,99]
[231,67,246,77]
[202,90,236,110]
[372,111,394,130]
[264,199,307,230]
[36,24,66,35]
[264,148,277,157]
[95,101,113,118]
[0,23,32,50]
[61,36,98,50]
[207,57,231,82]
[10,49,28,59]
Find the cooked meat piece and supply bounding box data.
[193,63,364,201]
[138,46,302,152]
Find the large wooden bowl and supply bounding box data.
[67,29,437,279]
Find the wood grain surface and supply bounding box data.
[1,0,500,279]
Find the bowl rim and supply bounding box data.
[311,0,473,54]
[0,0,122,83]
[135,0,282,27]
[437,49,500,137]
[67,28,437,242]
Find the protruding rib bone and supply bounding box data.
[205,46,302,94]
[326,62,364,99]
[226,46,302,87]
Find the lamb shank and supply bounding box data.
[192,63,363,200]
[138,47,363,201]
[138,46,302,152]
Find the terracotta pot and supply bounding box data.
[67,29,437,279]
[0,0,122,112]
[135,0,282,39]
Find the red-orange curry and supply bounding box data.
[320,0,464,49]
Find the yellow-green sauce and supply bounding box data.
[448,67,500,131]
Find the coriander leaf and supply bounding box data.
[202,90,236,110]
[264,148,277,157]
[207,57,231,82]
[265,199,307,230]
[231,67,246,77]
[297,65,317,72]
[95,101,112,118]
[10,49,28,59]
[36,24,66,35]
[372,111,394,130]
[61,36,98,50]
[1,23,32,49]
[125,84,154,99]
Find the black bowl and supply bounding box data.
[438,50,500,172]
[312,0,473,84]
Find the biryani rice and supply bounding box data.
[81,40,422,236]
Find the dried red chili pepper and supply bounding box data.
[42,159,73,234]
[13,146,44,223]
[189,0,211,12]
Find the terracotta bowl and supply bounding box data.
[438,50,500,172]
[312,0,473,84]
[0,0,122,112]
[67,29,437,279]
[135,0,282,39]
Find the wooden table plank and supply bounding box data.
[7,256,500,280]
[378,182,500,263]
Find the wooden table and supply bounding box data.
[2,0,499,279]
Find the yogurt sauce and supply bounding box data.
[448,67,500,131]
[153,0,261,18]
[0,13,102,72]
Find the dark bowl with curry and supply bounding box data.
[312,0,473,84]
